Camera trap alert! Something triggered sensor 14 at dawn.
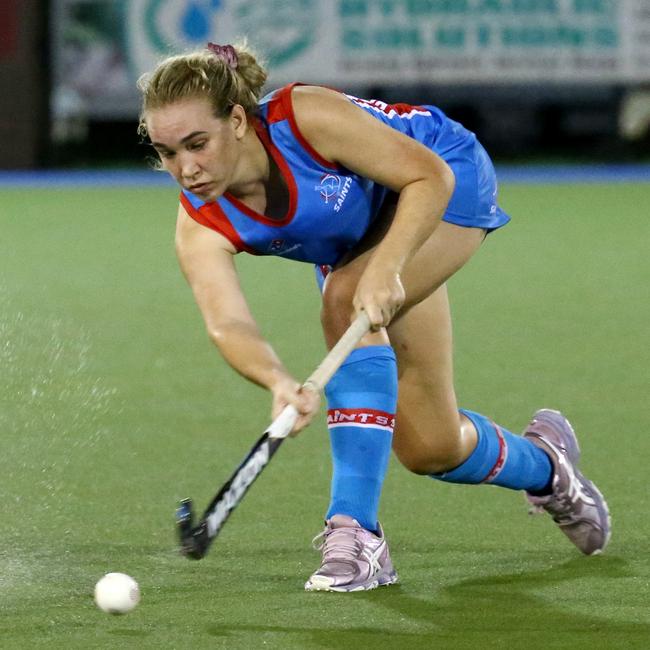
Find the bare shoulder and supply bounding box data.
[289,84,452,194]
[290,85,378,162]
[291,85,359,129]
[291,84,349,107]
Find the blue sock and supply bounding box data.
[324,346,398,531]
[431,409,552,492]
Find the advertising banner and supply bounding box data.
[52,0,650,119]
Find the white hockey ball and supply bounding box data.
[94,572,140,614]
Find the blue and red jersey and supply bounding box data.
[180,83,509,266]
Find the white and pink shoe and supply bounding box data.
[525,409,611,555]
[305,515,398,592]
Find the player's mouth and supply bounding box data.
[188,182,212,195]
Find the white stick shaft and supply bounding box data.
[266,312,371,439]
[303,311,371,392]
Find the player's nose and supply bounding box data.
[180,154,200,180]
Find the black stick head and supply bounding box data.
[176,498,208,560]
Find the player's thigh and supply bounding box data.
[388,286,467,474]
[321,218,485,347]
[399,220,485,313]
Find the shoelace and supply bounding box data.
[548,492,582,523]
[528,491,579,523]
[312,527,363,563]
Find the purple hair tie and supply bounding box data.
[207,42,238,70]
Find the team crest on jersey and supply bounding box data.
[314,174,353,212]
[315,174,340,203]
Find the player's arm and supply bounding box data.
[175,204,318,428]
[292,86,455,328]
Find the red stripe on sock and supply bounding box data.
[327,408,395,429]
[481,423,508,483]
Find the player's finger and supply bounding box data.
[299,382,320,403]
[360,304,383,330]
[289,412,313,437]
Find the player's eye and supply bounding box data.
[188,140,206,151]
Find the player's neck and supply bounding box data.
[227,129,290,219]
[226,128,269,199]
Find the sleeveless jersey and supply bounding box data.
[180,83,509,266]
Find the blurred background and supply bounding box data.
[2,0,649,171]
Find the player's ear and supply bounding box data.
[230,104,248,139]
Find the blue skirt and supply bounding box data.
[440,137,510,233]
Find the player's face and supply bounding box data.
[146,98,242,201]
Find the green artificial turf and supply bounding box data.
[1,182,649,649]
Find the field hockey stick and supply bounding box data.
[175,311,371,560]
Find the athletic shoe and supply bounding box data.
[524,409,611,555]
[304,515,398,592]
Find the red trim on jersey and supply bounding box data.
[269,83,340,171]
[327,408,396,429]
[223,119,298,227]
[351,96,430,117]
[179,193,256,254]
[265,84,294,125]
[390,102,428,114]
[481,423,508,483]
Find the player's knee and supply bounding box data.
[394,428,466,475]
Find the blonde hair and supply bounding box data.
[137,41,267,138]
